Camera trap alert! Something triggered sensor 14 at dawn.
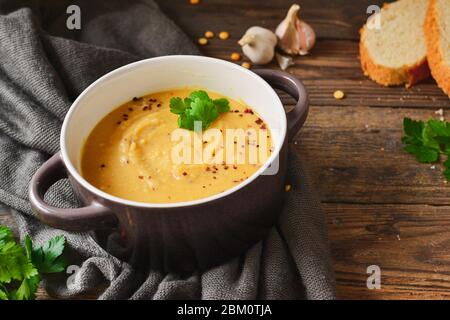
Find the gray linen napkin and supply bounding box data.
[0,0,336,299]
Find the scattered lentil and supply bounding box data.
[230,52,241,61]
[333,90,345,100]
[219,31,230,40]
[198,37,208,45]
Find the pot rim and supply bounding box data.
[60,55,286,208]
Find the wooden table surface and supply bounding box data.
[2,0,450,300]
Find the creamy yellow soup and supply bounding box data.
[81,89,272,203]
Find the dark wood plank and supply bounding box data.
[157,0,393,40]
[156,0,450,108]
[295,105,450,205]
[202,39,449,108]
[326,203,450,299]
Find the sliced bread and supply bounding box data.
[360,0,430,88]
[425,0,450,97]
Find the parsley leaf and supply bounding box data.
[0,227,37,285]
[444,158,450,181]
[404,145,439,163]
[0,226,67,300]
[170,90,230,130]
[169,97,187,115]
[402,117,450,180]
[31,235,67,274]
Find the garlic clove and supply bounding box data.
[276,53,294,71]
[238,26,277,65]
[275,4,316,56]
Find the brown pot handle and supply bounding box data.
[254,69,309,140]
[29,152,117,231]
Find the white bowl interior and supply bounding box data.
[61,55,286,207]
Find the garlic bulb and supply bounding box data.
[238,26,277,65]
[276,53,294,71]
[275,4,316,55]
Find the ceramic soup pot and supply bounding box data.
[29,56,309,273]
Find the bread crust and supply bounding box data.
[425,0,450,97]
[360,26,430,88]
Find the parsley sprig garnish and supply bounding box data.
[402,117,450,180]
[169,90,230,130]
[0,225,67,300]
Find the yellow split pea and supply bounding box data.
[198,37,208,45]
[205,31,214,39]
[230,52,241,61]
[219,31,230,40]
[333,90,345,100]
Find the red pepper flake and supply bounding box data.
[213,166,219,171]
[213,176,217,180]
[234,110,239,113]
[255,118,263,125]
[224,165,229,170]
[149,98,157,102]
[138,176,144,179]
[157,103,161,108]
[232,180,239,183]
[132,97,142,102]
[182,172,187,176]
[233,165,238,169]
[244,108,254,114]
[129,107,134,112]
[256,145,260,148]
[100,164,106,168]
[206,167,211,171]
[117,121,122,125]
[260,124,266,130]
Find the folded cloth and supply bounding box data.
[0,0,336,299]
